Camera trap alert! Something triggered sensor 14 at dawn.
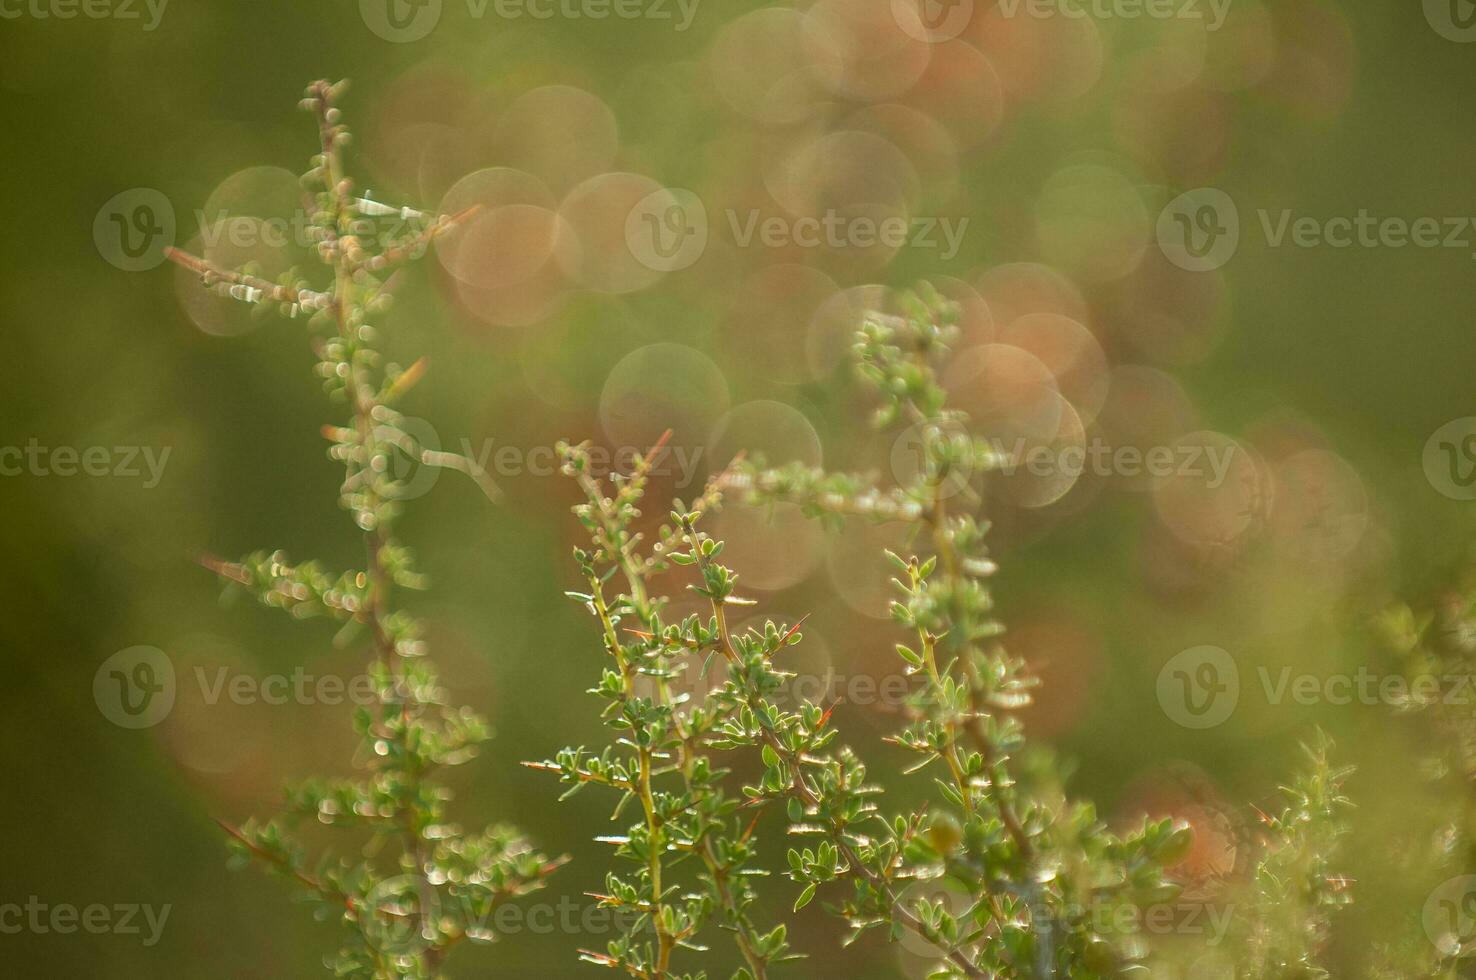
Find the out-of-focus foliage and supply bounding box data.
[176,82,560,978]
[4,2,1476,978]
[541,289,1360,979]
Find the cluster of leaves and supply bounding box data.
[170,81,558,978]
[169,85,1377,979]
[526,436,791,979]
[1375,574,1476,781]
[536,285,1200,978]
[1215,735,1354,979]
[1364,571,1476,977]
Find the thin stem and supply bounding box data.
[586,568,675,978]
[917,625,976,820]
[681,521,988,980]
[312,79,440,973]
[215,819,347,905]
[572,446,772,978]
[923,492,1034,864]
[163,247,332,310]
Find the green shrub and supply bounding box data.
[174,82,1371,980]
[170,80,560,979]
[538,284,1355,978]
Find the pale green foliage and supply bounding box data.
[168,79,1378,978]
[530,442,790,979]
[539,285,1193,978]
[1364,575,1476,978]
[172,80,558,979]
[1225,735,1354,979]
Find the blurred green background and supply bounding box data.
[4,0,1476,976]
